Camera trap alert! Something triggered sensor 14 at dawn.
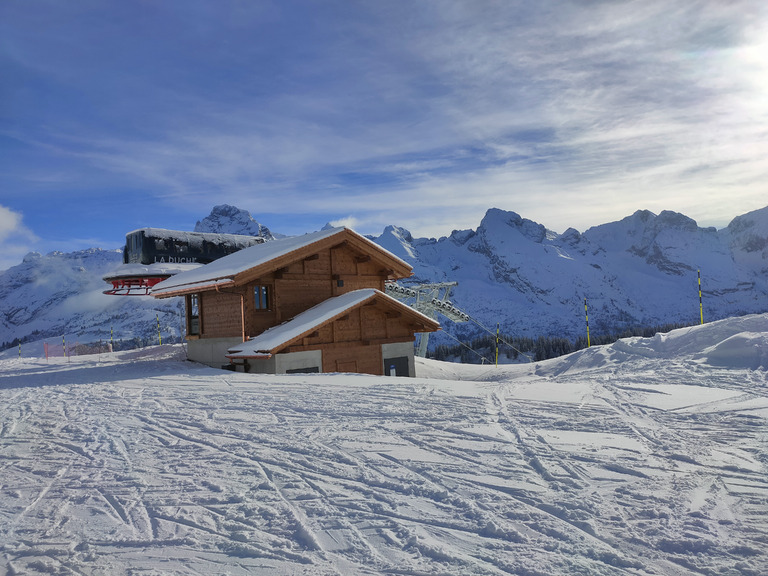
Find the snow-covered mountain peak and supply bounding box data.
[381,224,413,243]
[373,205,768,341]
[0,247,184,349]
[479,208,548,244]
[448,228,476,246]
[726,205,768,233]
[194,204,274,240]
[558,227,582,246]
[655,210,699,233]
[582,209,712,261]
[577,210,730,278]
[369,225,420,261]
[725,206,768,252]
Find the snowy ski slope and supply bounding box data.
[1,314,767,575]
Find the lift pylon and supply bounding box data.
[385,281,470,356]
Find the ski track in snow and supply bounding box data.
[1,325,767,576]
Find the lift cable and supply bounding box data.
[432,329,493,365]
[465,317,534,362]
[386,280,533,362]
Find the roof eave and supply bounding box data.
[152,278,236,298]
[226,352,273,360]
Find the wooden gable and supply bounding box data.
[231,229,411,288]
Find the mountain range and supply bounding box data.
[3,204,767,353]
[371,206,768,341]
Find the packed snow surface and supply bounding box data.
[1,315,767,575]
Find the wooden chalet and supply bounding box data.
[152,227,440,376]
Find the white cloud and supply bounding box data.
[0,205,21,243]
[328,216,361,230]
[4,1,767,243]
[0,205,39,271]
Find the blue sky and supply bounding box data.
[1,0,767,270]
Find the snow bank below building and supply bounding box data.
[1,315,767,575]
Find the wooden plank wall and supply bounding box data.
[199,243,399,342]
[200,289,246,339]
[323,342,383,375]
[273,278,332,323]
[323,305,415,347]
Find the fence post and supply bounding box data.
[157,314,162,345]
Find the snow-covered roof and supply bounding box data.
[152,227,411,297]
[226,289,439,359]
[127,228,265,247]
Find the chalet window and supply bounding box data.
[188,294,200,335]
[254,285,271,311]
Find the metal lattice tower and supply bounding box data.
[385,281,470,357]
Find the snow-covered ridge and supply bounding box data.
[2,315,766,574]
[1,205,278,348]
[370,205,768,341]
[0,247,182,348]
[2,204,768,350]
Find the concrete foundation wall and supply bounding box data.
[233,350,323,375]
[239,356,277,374]
[275,350,323,374]
[187,337,243,369]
